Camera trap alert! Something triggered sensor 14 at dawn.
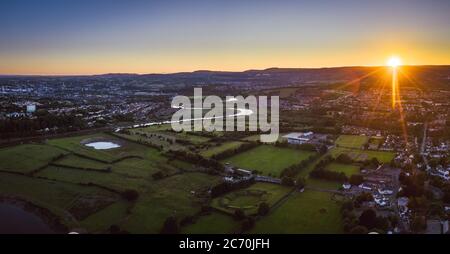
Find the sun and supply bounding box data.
[387,56,402,68]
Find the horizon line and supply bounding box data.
[1,64,449,77]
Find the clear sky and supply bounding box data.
[0,0,449,75]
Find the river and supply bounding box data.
[0,203,54,234]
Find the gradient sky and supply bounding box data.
[0,0,449,75]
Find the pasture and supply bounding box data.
[331,147,395,163]
[0,144,68,174]
[222,145,315,177]
[250,190,343,234]
[335,135,369,149]
[181,212,239,234]
[325,163,360,177]
[211,182,292,215]
[199,141,244,158]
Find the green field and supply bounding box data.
[331,147,395,163]
[199,141,244,158]
[211,182,292,215]
[47,133,143,162]
[0,172,117,227]
[335,135,369,149]
[325,163,360,177]
[122,172,222,233]
[0,144,68,174]
[222,145,315,177]
[37,166,151,192]
[52,154,109,171]
[250,190,343,234]
[181,212,239,234]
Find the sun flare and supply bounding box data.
[387,56,402,68]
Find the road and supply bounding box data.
[420,122,429,170]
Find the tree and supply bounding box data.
[359,209,377,230]
[258,202,270,216]
[122,189,139,201]
[296,177,306,189]
[336,154,353,164]
[241,217,255,231]
[410,216,427,233]
[234,209,246,221]
[349,175,364,186]
[281,176,296,186]
[350,225,368,234]
[161,216,179,234]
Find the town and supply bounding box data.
[0,65,449,234]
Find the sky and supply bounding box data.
[0,0,449,75]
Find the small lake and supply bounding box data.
[0,203,54,234]
[84,141,121,150]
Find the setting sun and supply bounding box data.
[387,56,402,68]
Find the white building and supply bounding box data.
[26,104,36,113]
[283,132,314,144]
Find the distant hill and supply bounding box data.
[1,65,449,88]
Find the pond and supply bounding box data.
[0,203,54,234]
[84,141,121,150]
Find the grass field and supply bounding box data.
[330,147,395,163]
[222,145,315,177]
[37,166,151,192]
[47,133,135,162]
[181,212,239,234]
[250,190,343,234]
[200,141,244,158]
[325,163,360,177]
[122,172,222,233]
[335,135,369,149]
[211,182,292,215]
[53,154,109,171]
[0,172,117,227]
[0,144,68,174]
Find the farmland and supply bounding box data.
[211,182,292,215]
[0,130,348,234]
[250,190,343,234]
[335,135,369,149]
[330,147,395,163]
[325,163,360,177]
[222,145,316,177]
[200,141,244,158]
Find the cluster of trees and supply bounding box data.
[210,178,255,198]
[398,171,426,198]
[280,154,320,178]
[341,202,398,234]
[211,142,259,160]
[164,150,224,171]
[121,189,139,202]
[161,216,179,234]
[430,177,450,203]
[233,209,256,232]
[274,142,314,151]
[354,192,373,207]
[310,168,347,183]
[309,155,348,182]
[0,111,87,139]
[280,176,305,188]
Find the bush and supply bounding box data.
[359,209,377,230]
[241,217,255,231]
[257,202,270,216]
[349,174,364,186]
[122,189,139,201]
[234,209,246,221]
[281,176,296,186]
[349,225,368,234]
[161,216,179,234]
